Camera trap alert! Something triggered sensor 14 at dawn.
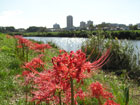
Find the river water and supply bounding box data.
[25,37,87,52]
[25,37,140,53]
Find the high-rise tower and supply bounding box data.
[67,15,73,30]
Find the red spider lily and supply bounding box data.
[52,49,110,82]
[22,70,31,76]
[30,43,51,52]
[62,88,85,105]
[31,77,57,104]
[75,88,86,100]
[22,55,45,74]
[104,100,120,105]
[14,35,51,52]
[90,81,113,99]
[23,72,35,85]
[51,49,110,105]
[14,35,23,39]
[15,35,33,47]
[31,70,64,104]
[20,48,110,104]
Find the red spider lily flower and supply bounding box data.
[19,70,35,85]
[19,48,110,104]
[31,70,61,104]
[52,49,110,82]
[24,72,35,85]
[62,88,83,105]
[51,49,110,104]
[63,88,72,105]
[14,35,23,39]
[31,81,57,104]
[22,56,45,74]
[75,88,86,100]
[90,81,113,99]
[17,45,23,48]
[15,35,52,52]
[22,70,31,76]
[15,35,34,48]
[104,100,120,105]
[30,43,51,52]
[15,35,28,44]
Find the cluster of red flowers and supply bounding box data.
[14,35,119,105]
[15,35,51,52]
[31,43,51,52]
[18,48,120,105]
[52,49,110,82]
[104,100,120,105]
[90,82,119,105]
[15,35,32,48]
[90,81,113,99]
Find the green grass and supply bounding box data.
[0,33,140,105]
[0,34,23,104]
[92,71,140,105]
[0,34,59,104]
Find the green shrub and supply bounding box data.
[81,33,140,82]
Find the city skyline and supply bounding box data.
[0,0,140,28]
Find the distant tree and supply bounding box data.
[89,24,95,31]
[26,26,39,32]
[5,26,16,32]
[129,25,138,30]
[0,26,15,33]
[96,22,109,30]
[26,26,47,32]
[38,27,48,32]
[0,27,5,33]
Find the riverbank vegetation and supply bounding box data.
[0,33,140,104]
[82,34,140,83]
[7,30,140,40]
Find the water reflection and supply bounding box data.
[25,37,87,52]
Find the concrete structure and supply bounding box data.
[67,15,73,30]
[87,20,93,28]
[137,23,140,29]
[80,21,86,29]
[53,23,60,29]
[17,28,25,32]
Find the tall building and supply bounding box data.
[80,21,86,29]
[87,20,93,27]
[67,15,73,30]
[53,23,60,29]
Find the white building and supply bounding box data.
[53,23,60,29]
[137,23,140,29]
[80,21,86,29]
[87,20,93,27]
[86,20,93,29]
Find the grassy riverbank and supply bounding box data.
[0,33,59,104]
[0,33,140,104]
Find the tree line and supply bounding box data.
[1,26,140,40]
[0,26,48,33]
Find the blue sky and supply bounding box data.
[0,0,140,28]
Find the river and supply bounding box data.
[25,37,140,53]
[25,37,87,52]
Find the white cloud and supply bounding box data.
[0,10,54,28]
[0,10,23,16]
[0,10,24,28]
